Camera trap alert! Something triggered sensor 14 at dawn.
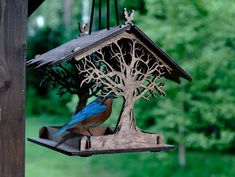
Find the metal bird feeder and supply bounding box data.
[27,0,192,156]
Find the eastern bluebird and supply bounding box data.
[52,93,116,139]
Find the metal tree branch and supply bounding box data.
[44,67,76,95]
[76,38,169,101]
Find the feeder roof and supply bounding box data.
[27,24,192,83]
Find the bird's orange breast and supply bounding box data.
[79,98,113,129]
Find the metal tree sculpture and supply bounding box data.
[75,38,171,137]
[40,60,102,116]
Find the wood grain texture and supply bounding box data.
[0,0,27,177]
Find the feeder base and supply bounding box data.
[28,126,175,156]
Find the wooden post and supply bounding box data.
[0,0,28,177]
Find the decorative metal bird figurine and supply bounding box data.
[78,23,89,36]
[52,93,116,139]
[123,8,135,26]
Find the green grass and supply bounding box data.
[26,116,235,177]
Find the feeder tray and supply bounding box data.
[28,126,175,156]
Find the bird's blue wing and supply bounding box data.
[71,101,107,124]
[52,100,107,139]
[78,101,107,118]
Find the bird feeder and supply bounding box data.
[27,3,191,156]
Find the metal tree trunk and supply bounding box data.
[116,95,138,132]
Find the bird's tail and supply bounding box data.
[52,124,70,140]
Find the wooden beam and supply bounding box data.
[0,0,28,177]
[28,0,44,17]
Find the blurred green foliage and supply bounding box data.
[135,0,235,152]
[27,0,235,153]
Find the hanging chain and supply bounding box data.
[89,0,95,34]
[88,0,120,34]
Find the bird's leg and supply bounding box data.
[87,129,93,136]
[86,136,91,149]
[85,130,92,149]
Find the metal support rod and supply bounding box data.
[99,0,102,29]
[114,0,119,25]
[107,0,110,30]
[89,0,95,34]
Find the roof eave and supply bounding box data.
[130,25,192,82]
